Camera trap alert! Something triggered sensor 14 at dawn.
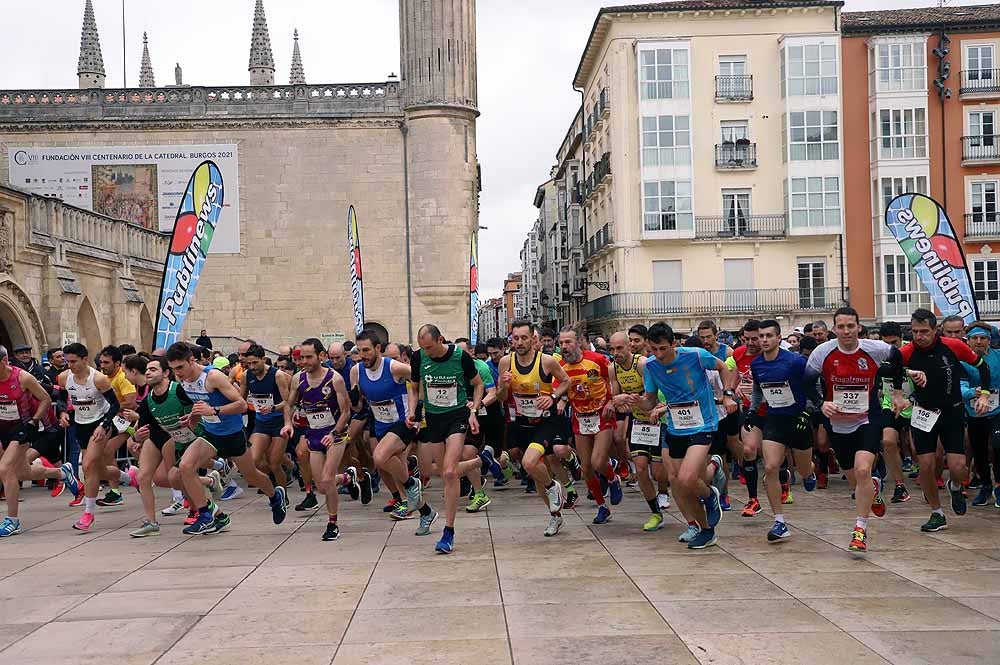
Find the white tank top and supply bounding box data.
[66,367,109,424]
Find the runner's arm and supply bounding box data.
[543,356,572,401]
[389,359,412,382]
[749,372,764,413]
[93,372,122,426]
[282,375,300,429]
[206,371,247,416]
[332,374,351,435]
[275,369,291,411]
[495,355,511,402]
[20,370,52,424]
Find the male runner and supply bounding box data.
[961,322,1000,508]
[457,340,502,508]
[700,320,740,489]
[168,342,287,534]
[281,338,355,541]
[878,322,913,504]
[241,344,292,489]
[941,315,966,339]
[95,345,138,507]
[330,342,375,501]
[731,320,765,516]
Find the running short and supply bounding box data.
[422,408,469,443]
[243,410,256,437]
[663,431,714,460]
[763,414,812,451]
[507,415,570,454]
[252,417,285,438]
[828,423,882,470]
[626,416,662,461]
[204,430,248,459]
[570,409,615,436]
[811,410,833,436]
[74,421,103,450]
[305,426,338,453]
[31,429,64,463]
[720,410,741,437]
[377,422,416,446]
[910,404,965,456]
[710,428,728,457]
[351,408,371,422]
[472,409,504,450]
[880,409,910,434]
[0,427,26,448]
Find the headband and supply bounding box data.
[967,326,992,338]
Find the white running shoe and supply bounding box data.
[160,501,185,516]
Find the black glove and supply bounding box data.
[795,411,811,432]
[743,410,761,432]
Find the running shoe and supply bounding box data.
[687,528,717,549]
[848,527,867,552]
[657,492,671,510]
[270,486,288,524]
[543,514,563,537]
[524,477,536,494]
[415,509,439,536]
[391,502,415,520]
[678,523,700,543]
[0,516,21,537]
[949,481,967,516]
[383,497,401,513]
[994,485,1000,509]
[295,492,319,511]
[891,484,911,504]
[466,491,491,513]
[565,451,582,481]
[731,460,741,480]
[816,472,828,490]
[322,522,340,541]
[129,520,160,538]
[72,512,94,532]
[563,490,579,510]
[359,471,374,505]
[404,477,423,513]
[972,485,992,507]
[741,497,762,517]
[609,477,623,506]
[703,486,722,528]
[126,466,140,492]
[969,476,984,490]
[345,467,361,501]
[435,529,454,554]
[502,459,515,484]
[592,505,612,524]
[182,510,215,535]
[920,512,948,532]
[59,463,80,498]
[370,471,381,494]
[642,513,664,532]
[207,471,223,501]
[184,508,198,525]
[479,446,502,479]
[407,454,419,478]
[900,457,914,473]
[459,476,472,499]
[207,513,231,534]
[871,478,886,518]
[781,486,794,505]
[710,455,727,494]
[161,500,185,516]
[598,472,609,499]
[803,473,817,492]
[543,480,564,515]
[767,521,790,542]
[220,483,244,501]
[96,489,123,507]
[719,493,732,512]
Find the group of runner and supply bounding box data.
[1,304,998,554]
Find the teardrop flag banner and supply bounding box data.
[154,160,224,350]
[884,193,979,324]
[348,206,365,336]
[470,232,479,345]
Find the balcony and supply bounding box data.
[584,87,611,143]
[961,135,1000,164]
[583,223,613,261]
[694,213,786,240]
[714,142,757,169]
[715,75,753,101]
[965,212,1000,240]
[581,288,849,322]
[960,69,1000,96]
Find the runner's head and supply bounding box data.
[299,338,326,372]
[49,348,65,368]
[786,332,801,351]
[416,324,446,356]
[384,342,400,360]
[237,340,256,368]
[277,345,292,357]
[292,345,306,370]
[609,332,631,364]
[539,327,557,354]
[165,342,200,382]
[742,320,761,355]
[98,345,123,377]
[910,308,938,349]
[244,344,268,374]
[966,320,993,355]
[879,321,903,347]
[798,335,818,357]
[758,319,782,354]
[456,340,472,356]
[328,342,347,369]
[646,322,675,362]
[275,356,291,372]
[628,324,648,355]
[941,315,965,339]
[697,320,719,351]
[145,357,168,387]
[486,338,504,365]
[474,343,489,361]
[123,354,148,386]
[811,320,829,343]
[593,336,608,353]
[558,324,583,363]
[510,319,535,357]
[356,330,384,369]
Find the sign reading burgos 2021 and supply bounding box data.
[9,144,240,253]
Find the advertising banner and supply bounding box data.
[470,233,479,345]
[348,206,365,336]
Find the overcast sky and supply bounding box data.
[0,0,981,297]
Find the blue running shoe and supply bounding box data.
[678,523,700,542]
[270,486,288,525]
[973,485,992,507]
[182,510,215,535]
[593,505,612,524]
[220,484,243,501]
[949,481,967,516]
[720,493,732,512]
[480,446,502,480]
[60,462,80,497]
[703,486,722,528]
[609,477,623,506]
[803,473,817,492]
[767,521,790,542]
[995,485,1000,509]
[435,529,454,554]
[0,516,21,537]
[731,460,741,480]
[524,477,536,494]
[404,477,423,513]
[687,527,717,549]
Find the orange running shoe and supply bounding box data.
[741,497,762,517]
[871,478,886,518]
[848,527,867,552]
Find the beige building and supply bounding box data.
[572,0,848,336]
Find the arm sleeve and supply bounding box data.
[100,389,121,427]
[410,351,421,383]
[961,376,979,403]
[175,385,194,406]
[749,376,764,412]
[461,352,478,381]
[136,398,153,427]
[876,345,904,388]
[976,356,991,393]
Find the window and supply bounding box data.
[798,258,826,309]
[969,111,995,146]
[788,177,840,229]
[878,176,928,236]
[652,260,683,311]
[722,189,751,235]
[878,108,927,159]
[974,258,1000,304]
[968,45,995,82]
[971,181,999,224]
[643,180,693,232]
[784,43,837,96]
[788,111,839,160]
[640,48,689,100]
[641,115,691,166]
[719,55,746,77]
[720,121,748,143]
[875,43,925,92]
[883,255,931,318]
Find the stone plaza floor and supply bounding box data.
[1,474,1000,665]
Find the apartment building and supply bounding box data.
[478,297,505,341]
[842,5,1000,322]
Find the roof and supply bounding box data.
[573,0,843,88]
[842,4,1000,34]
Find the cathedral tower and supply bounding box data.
[77,0,106,89]
[248,0,275,86]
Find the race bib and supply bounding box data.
[249,395,274,411]
[112,414,131,434]
[833,385,869,414]
[762,381,795,408]
[911,405,941,433]
[0,402,19,421]
[74,402,97,419]
[371,399,399,424]
[514,393,541,418]
[668,401,705,430]
[990,391,1000,411]
[577,412,601,435]
[881,378,913,400]
[630,420,660,447]
[306,409,335,429]
[478,405,488,416]
[427,381,458,408]
[201,414,221,424]
[164,423,197,444]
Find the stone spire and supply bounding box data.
[289,29,306,85]
[77,0,106,89]
[248,0,275,86]
[139,32,155,87]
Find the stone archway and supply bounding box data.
[0,279,46,353]
[139,306,154,353]
[76,297,103,356]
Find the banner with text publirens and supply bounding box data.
[470,233,479,345]
[155,161,224,349]
[348,206,365,336]
[884,193,979,324]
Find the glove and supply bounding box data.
[742,410,761,432]
[795,411,811,433]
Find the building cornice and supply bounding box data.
[0,117,404,133]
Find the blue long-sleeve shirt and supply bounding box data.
[960,348,1000,418]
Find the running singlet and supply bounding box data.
[509,351,554,424]
[358,357,408,437]
[296,369,340,433]
[731,346,764,414]
[66,367,110,425]
[471,358,498,417]
[0,366,39,431]
[558,351,611,414]
[804,339,896,434]
[142,381,203,447]
[180,366,244,436]
[614,354,646,418]
[750,348,809,416]
[900,336,987,410]
[711,343,730,363]
[108,369,136,403]
[411,345,477,416]
[643,347,720,437]
[246,366,283,422]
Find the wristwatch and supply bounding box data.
[723,389,736,399]
[213,407,221,417]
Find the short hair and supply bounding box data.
[99,345,123,364]
[880,321,903,338]
[356,330,382,348]
[942,314,965,327]
[812,320,829,330]
[966,320,993,334]
[510,319,535,334]
[798,336,818,352]
[911,308,937,328]
[486,337,504,349]
[147,356,167,372]
[559,323,581,337]
[63,342,88,358]
[628,324,648,338]
[803,323,813,333]
[540,327,557,339]
[742,319,761,333]
[683,335,702,348]
[759,319,781,335]
[123,354,148,373]
[474,342,488,355]
[697,320,718,334]
[244,344,266,359]
[191,345,211,361]
[165,342,195,362]
[418,324,443,340]
[343,340,356,352]
[647,323,674,345]
[833,307,860,325]
[301,337,326,354]
[227,353,239,365]
[118,343,137,356]
[454,337,470,345]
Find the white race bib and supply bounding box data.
[427,382,458,409]
[74,402,97,420]
[668,401,705,430]
[478,405,487,416]
[990,391,1000,411]
[372,400,400,424]
[630,420,661,447]
[577,412,601,435]
[249,395,274,411]
[201,414,221,424]
[514,393,541,418]
[762,381,795,408]
[164,423,196,444]
[306,409,335,429]
[0,402,19,421]
[882,378,913,399]
[911,404,941,433]
[833,385,869,414]
[112,414,131,434]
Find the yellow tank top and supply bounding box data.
[509,351,552,420]
[614,355,644,395]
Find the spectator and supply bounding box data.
[12,344,50,389]
[195,329,213,350]
[44,347,68,385]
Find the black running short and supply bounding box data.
[421,408,469,444]
[762,414,812,451]
[664,431,714,460]
[204,430,248,459]
[910,404,965,456]
[829,423,882,470]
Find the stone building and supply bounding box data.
[0,0,480,350]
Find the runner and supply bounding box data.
[731,320,765,517]
[241,344,292,490]
[878,322,913,504]
[457,340,503,508]
[960,321,1000,508]
[699,319,740,495]
[281,338,355,541]
[95,345,138,507]
[167,342,287,535]
[940,315,966,339]
[329,342,375,503]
